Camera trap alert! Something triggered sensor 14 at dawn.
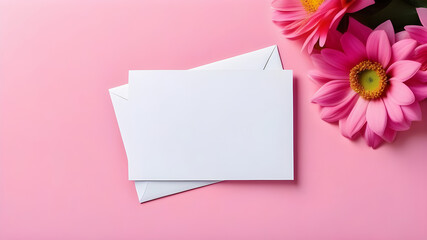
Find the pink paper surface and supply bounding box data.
[1,0,427,239]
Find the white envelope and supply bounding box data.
[109,45,286,202]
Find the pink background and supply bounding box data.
[1,0,427,239]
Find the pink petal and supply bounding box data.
[401,101,422,122]
[284,24,316,40]
[271,0,305,11]
[320,92,358,122]
[387,60,421,82]
[311,80,350,106]
[410,69,427,83]
[275,21,297,32]
[318,29,328,48]
[417,8,427,27]
[319,12,338,47]
[405,25,427,44]
[407,81,427,101]
[310,54,348,78]
[308,70,333,84]
[329,7,347,29]
[387,80,416,105]
[374,20,395,44]
[396,31,410,41]
[308,68,356,84]
[405,71,427,101]
[281,26,311,40]
[388,118,411,131]
[302,26,320,54]
[347,17,372,43]
[391,39,417,62]
[347,0,375,13]
[415,43,427,56]
[383,96,404,123]
[272,10,307,22]
[340,32,367,64]
[414,44,427,71]
[320,48,352,71]
[279,18,304,31]
[293,11,324,34]
[366,99,387,136]
[340,97,369,138]
[382,127,397,143]
[366,30,392,67]
[364,126,384,149]
[307,31,320,54]
[324,28,343,50]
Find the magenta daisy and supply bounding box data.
[272,0,374,54]
[310,18,427,148]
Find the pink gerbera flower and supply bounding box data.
[405,8,427,71]
[310,19,427,148]
[272,0,374,54]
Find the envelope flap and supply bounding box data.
[134,181,149,202]
[264,46,283,70]
[192,45,278,70]
[109,85,129,100]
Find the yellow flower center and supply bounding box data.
[301,0,325,13]
[349,60,389,100]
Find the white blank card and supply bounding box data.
[128,70,293,180]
